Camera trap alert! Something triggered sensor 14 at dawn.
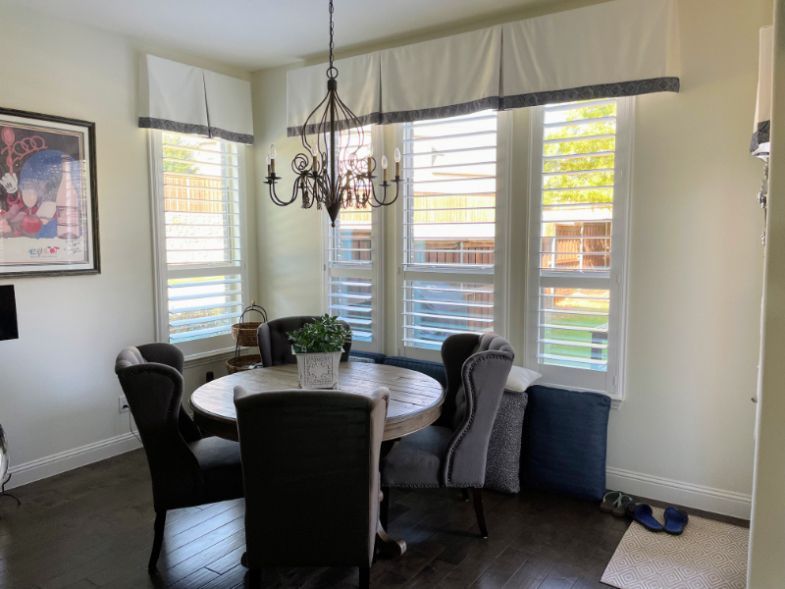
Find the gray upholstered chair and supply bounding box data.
[256,316,352,367]
[381,333,514,538]
[234,386,388,589]
[115,344,244,573]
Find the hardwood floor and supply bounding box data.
[0,450,631,588]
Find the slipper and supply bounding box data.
[600,491,635,517]
[632,504,663,532]
[600,491,621,513]
[663,506,689,535]
[612,494,634,518]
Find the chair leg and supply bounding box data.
[471,489,488,539]
[380,486,390,529]
[148,510,166,573]
[359,566,370,589]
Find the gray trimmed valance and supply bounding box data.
[286,53,381,138]
[139,55,254,145]
[379,27,501,125]
[500,0,679,109]
[286,0,681,134]
[751,26,772,159]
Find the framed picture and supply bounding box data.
[0,107,99,277]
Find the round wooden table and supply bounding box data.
[190,362,444,442]
[189,362,444,559]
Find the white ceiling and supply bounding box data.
[3,0,556,71]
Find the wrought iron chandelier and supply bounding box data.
[264,0,401,227]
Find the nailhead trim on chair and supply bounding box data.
[443,351,513,486]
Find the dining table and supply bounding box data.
[189,361,445,558]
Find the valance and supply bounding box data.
[501,0,680,108]
[286,53,381,137]
[139,55,254,144]
[379,27,501,124]
[284,0,681,131]
[751,26,773,159]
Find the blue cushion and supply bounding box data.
[349,351,387,364]
[382,356,446,387]
[521,385,611,501]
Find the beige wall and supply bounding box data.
[0,7,257,485]
[253,0,770,517]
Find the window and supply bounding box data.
[324,126,383,350]
[150,131,247,358]
[526,98,632,396]
[401,111,502,356]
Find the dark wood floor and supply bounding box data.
[0,450,632,589]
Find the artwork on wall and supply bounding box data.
[0,108,99,277]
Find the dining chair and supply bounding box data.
[256,316,353,367]
[234,386,388,589]
[381,333,514,539]
[115,343,244,573]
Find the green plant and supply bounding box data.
[288,314,350,354]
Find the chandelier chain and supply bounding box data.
[328,0,337,73]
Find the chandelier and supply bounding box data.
[264,0,401,227]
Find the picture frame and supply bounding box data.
[0,107,99,278]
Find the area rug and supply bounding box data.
[601,508,748,589]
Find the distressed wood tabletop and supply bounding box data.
[190,362,444,442]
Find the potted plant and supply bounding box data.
[288,314,350,389]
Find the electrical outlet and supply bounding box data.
[118,396,130,414]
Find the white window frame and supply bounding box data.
[322,126,385,352]
[525,97,633,399]
[396,112,510,362]
[149,131,249,361]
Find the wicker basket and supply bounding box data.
[231,323,260,347]
[230,303,268,348]
[226,354,261,374]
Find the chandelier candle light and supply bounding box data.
[264,0,402,226]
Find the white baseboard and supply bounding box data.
[606,466,751,520]
[3,434,751,522]
[6,432,142,490]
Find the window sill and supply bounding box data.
[183,347,236,368]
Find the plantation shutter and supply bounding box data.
[527,98,632,397]
[158,132,245,348]
[401,111,498,353]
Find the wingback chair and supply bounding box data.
[234,386,388,589]
[115,343,244,573]
[381,333,514,538]
[256,316,352,367]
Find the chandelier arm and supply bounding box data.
[301,90,330,154]
[268,177,296,206]
[370,178,401,208]
[333,92,363,130]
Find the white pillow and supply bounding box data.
[505,366,541,393]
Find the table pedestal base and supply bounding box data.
[375,440,406,559]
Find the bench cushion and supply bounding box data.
[521,385,611,501]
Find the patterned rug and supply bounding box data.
[601,508,748,589]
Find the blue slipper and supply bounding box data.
[663,506,689,535]
[632,504,663,532]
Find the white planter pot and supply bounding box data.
[294,350,342,389]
